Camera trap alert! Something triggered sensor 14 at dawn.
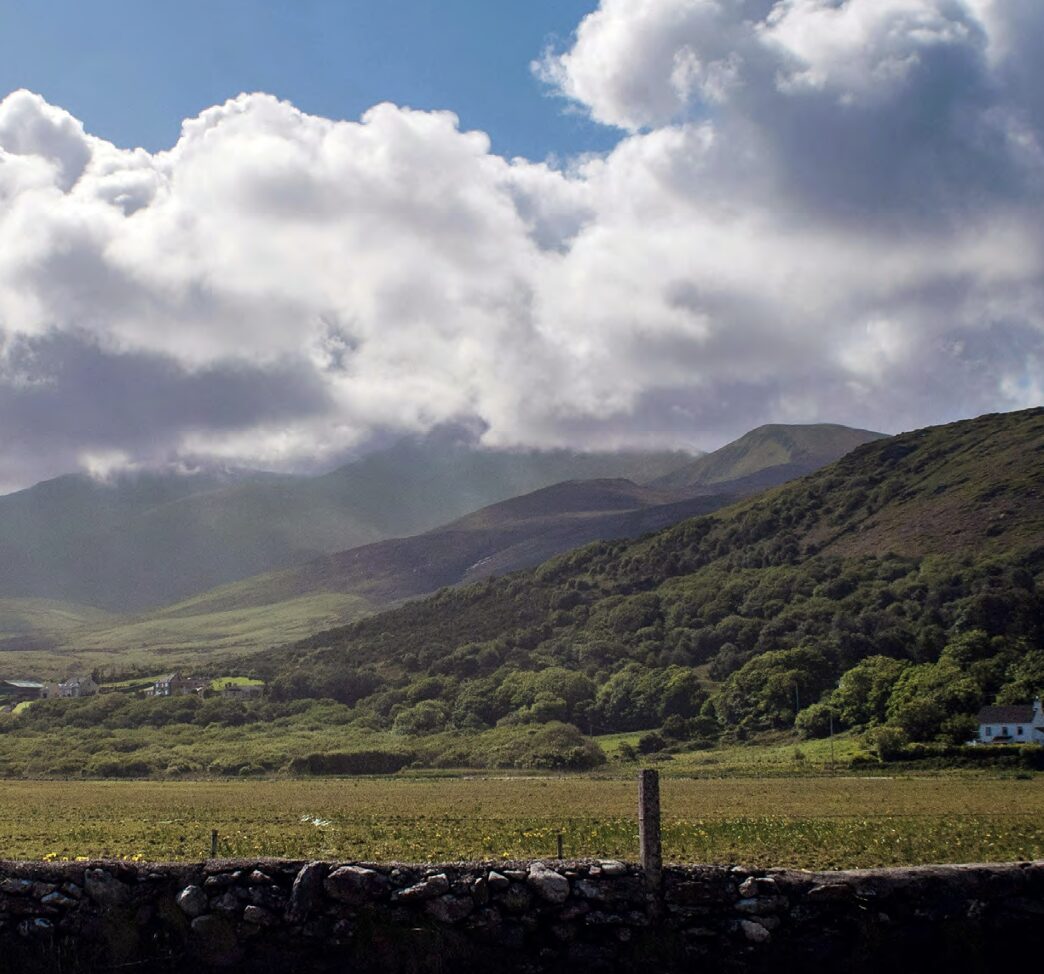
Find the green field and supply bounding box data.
[4,775,1043,868]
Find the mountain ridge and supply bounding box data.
[653,423,886,490]
[0,441,693,612]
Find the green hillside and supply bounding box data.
[0,599,114,642]
[653,423,885,490]
[259,408,1042,751]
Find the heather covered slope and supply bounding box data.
[653,423,886,491]
[263,409,1042,744]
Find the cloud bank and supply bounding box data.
[0,0,1041,489]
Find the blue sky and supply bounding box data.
[0,0,616,160]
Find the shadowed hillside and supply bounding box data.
[10,480,732,673]
[0,437,692,612]
[171,479,732,612]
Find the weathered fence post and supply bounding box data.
[210,829,219,859]
[557,833,564,860]
[638,769,662,892]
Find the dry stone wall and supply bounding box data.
[1,857,1042,973]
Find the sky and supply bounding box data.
[0,1,616,162]
[0,0,1042,491]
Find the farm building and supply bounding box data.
[150,673,207,697]
[976,699,1044,743]
[0,679,51,702]
[56,676,99,698]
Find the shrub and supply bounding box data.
[795,701,841,739]
[288,750,413,775]
[482,722,606,771]
[865,725,908,761]
[637,732,667,754]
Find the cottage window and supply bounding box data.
[985,726,992,735]
[1002,726,1008,735]
[1018,726,1024,735]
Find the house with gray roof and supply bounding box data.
[57,675,99,698]
[150,673,207,697]
[976,699,1044,744]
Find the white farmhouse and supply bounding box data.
[976,699,1044,744]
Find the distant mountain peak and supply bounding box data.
[652,422,886,490]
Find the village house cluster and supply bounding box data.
[0,675,100,704]
[0,672,264,711]
[148,674,262,699]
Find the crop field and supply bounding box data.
[2,775,1043,869]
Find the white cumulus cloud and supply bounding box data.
[0,0,1041,489]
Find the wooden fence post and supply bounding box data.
[210,829,219,859]
[638,769,662,891]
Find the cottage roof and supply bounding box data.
[155,674,178,684]
[977,705,1035,724]
[3,680,45,689]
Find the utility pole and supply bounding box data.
[829,712,835,770]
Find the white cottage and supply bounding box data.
[976,699,1044,744]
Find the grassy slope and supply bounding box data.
[0,592,373,681]
[10,445,841,677]
[0,482,720,677]
[0,598,114,638]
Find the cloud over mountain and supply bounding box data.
[0,0,1041,489]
